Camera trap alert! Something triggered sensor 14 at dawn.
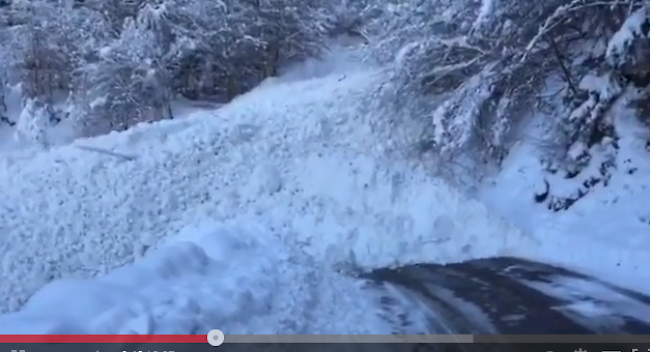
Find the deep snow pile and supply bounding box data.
[0,67,536,314]
[0,222,400,334]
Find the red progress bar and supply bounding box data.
[0,335,207,343]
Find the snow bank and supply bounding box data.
[0,68,536,312]
[481,110,650,294]
[0,223,392,334]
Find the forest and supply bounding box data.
[0,0,647,179]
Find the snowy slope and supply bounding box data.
[0,66,536,321]
[481,102,650,294]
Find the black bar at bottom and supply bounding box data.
[0,343,645,352]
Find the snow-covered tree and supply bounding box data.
[163,0,331,100]
[364,0,650,178]
[0,0,334,136]
[18,0,107,102]
[14,98,50,148]
[75,5,172,136]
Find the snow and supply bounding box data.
[519,274,650,332]
[605,6,649,67]
[0,44,649,333]
[472,0,497,32]
[0,64,535,328]
[480,99,650,294]
[0,85,78,151]
[276,38,370,83]
[0,85,221,153]
[0,222,397,334]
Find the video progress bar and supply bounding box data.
[222,335,650,343]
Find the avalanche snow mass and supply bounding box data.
[0,65,631,333]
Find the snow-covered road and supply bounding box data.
[0,67,537,332]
